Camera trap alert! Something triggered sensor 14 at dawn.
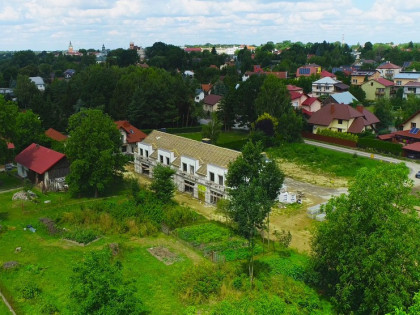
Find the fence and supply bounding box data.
[302,132,357,147]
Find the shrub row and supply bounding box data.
[316,129,359,142]
[357,138,403,156]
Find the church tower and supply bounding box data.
[68,41,74,54]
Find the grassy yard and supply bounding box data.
[178,130,249,151]
[0,170,22,191]
[268,142,386,178]
[0,299,11,314]
[0,185,333,314]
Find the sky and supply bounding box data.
[1,0,420,51]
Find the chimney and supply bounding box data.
[356,105,364,113]
[330,104,335,114]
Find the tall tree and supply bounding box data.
[311,164,420,314]
[374,98,394,131]
[14,74,40,109]
[150,164,176,204]
[226,141,284,283]
[202,112,222,144]
[65,109,125,197]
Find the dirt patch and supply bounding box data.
[147,246,181,265]
[277,159,348,188]
[39,217,60,235]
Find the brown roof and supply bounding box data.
[404,81,420,87]
[115,121,147,143]
[377,62,401,69]
[361,108,380,125]
[378,133,395,140]
[308,103,364,126]
[143,130,240,172]
[201,83,213,93]
[375,78,394,87]
[45,128,68,142]
[348,117,366,133]
[334,82,349,90]
[394,130,420,140]
[204,94,222,106]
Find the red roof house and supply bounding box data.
[115,121,147,154]
[308,104,379,134]
[320,70,336,79]
[15,143,69,190]
[45,128,68,142]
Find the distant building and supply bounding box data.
[29,77,45,91]
[361,78,395,100]
[394,72,420,87]
[115,120,147,154]
[64,69,76,79]
[403,81,420,99]
[45,128,68,142]
[129,42,146,60]
[66,41,83,56]
[296,64,321,77]
[376,61,402,80]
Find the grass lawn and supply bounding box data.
[268,142,386,178]
[0,299,11,314]
[0,170,22,191]
[178,130,249,151]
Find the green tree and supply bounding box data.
[202,112,222,144]
[14,110,45,152]
[311,164,420,314]
[15,74,40,109]
[70,249,144,314]
[150,164,176,204]
[374,98,394,131]
[226,141,284,283]
[65,109,125,197]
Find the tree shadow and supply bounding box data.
[0,212,9,220]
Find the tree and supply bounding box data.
[311,164,420,314]
[70,249,144,314]
[226,141,284,283]
[150,164,176,204]
[65,109,125,197]
[14,109,45,152]
[202,112,222,144]
[14,74,40,109]
[374,98,394,131]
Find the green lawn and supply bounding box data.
[268,142,387,178]
[0,299,11,314]
[0,170,22,191]
[178,130,249,151]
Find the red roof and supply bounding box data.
[203,94,222,106]
[377,62,401,69]
[301,109,313,116]
[302,97,318,106]
[320,70,335,78]
[184,47,202,53]
[289,91,303,100]
[15,143,66,175]
[7,142,15,149]
[287,84,303,92]
[45,128,68,142]
[115,121,147,144]
[394,130,420,140]
[375,78,394,87]
[378,133,395,140]
[403,142,420,152]
[201,83,213,93]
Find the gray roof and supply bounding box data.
[330,92,358,104]
[394,73,420,79]
[29,76,45,85]
[143,130,240,173]
[313,77,338,84]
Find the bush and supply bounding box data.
[17,282,42,300]
[357,138,403,156]
[65,228,97,244]
[163,205,201,229]
[317,129,358,142]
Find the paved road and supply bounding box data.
[304,140,420,187]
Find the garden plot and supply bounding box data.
[147,247,181,265]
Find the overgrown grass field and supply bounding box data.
[268,142,388,178]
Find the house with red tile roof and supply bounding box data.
[308,103,379,134]
[301,97,322,115]
[361,78,395,100]
[289,91,308,109]
[201,83,213,95]
[15,143,69,190]
[45,128,68,142]
[320,70,336,79]
[115,121,147,154]
[376,61,402,80]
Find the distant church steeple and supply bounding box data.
[68,41,74,53]
[102,44,105,53]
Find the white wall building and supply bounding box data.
[135,130,240,204]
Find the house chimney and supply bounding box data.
[330,104,335,114]
[356,105,364,113]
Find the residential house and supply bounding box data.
[308,103,379,134]
[376,61,402,80]
[320,70,336,79]
[64,69,76,79]
[184,70,194,78]
[201,83,213,95]
[135,130,240,204]
[195,89,204,103]
[290,91,308,109]
[15,143,69,191]
[203,94,222,113]
[361,78,395,100]
[296,64,321,77]
[29,76,45,91]
[311,77,340,97]
[403,81,420,99]
[242,70,287,82]
[324,91,358,105]
[287,85,303,93]
[115,120,147,154]
[301,97,322,115]
[45,128,68,142]
[350,70,380,86]
[394,72,420,87]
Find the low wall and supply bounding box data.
[302,132,357,148]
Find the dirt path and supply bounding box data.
[0,290,16,315]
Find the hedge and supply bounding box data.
[317,129,359,142]
[357,138,403,156]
